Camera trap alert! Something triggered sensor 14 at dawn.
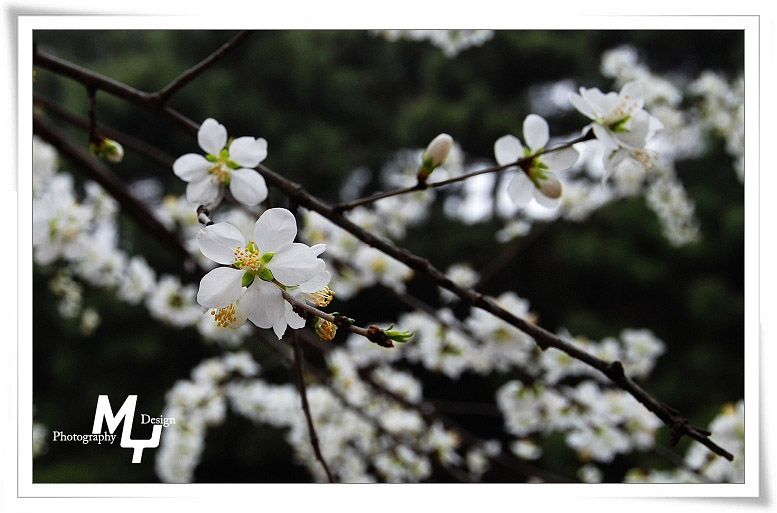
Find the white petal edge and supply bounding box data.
[268,242,322,286]
[543,147,579,173]
[523,114,549,153]
[173,153,210,182]
[229,137,267,168]
[507,172,534,207]
[243,279,284,329]
[494,135,523,166]
[253,208,298,253]
[197,223,245,265]
[197,267,245,309]
[186,177,220,205]
[198,118,228,155]
[229,168,268,206]
[569,92,596,119]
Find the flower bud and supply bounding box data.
[538,174,562,199]
[418,133,453,181]
[90,137,124,163]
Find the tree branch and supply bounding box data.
[332,131,595,212]
[156,31,254,102]
[290,332,336,483]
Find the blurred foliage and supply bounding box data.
[32,29,744,483]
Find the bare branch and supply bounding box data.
[156,31,254,102]
[332,131,595,212]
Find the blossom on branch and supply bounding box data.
[173,118,269,206]
[494,114,579,208]
[569,81,663,178]
[196,208,329,339]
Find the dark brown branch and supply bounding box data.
[32,113,206,276]
[156,31,254,102]
[290,332,337,483]
[34,94,177,168]
[33,47,199,135]
[86,86,97,144]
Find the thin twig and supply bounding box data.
[332,132,595,212]
[34,94,177,168]
[263,333,475,482]
[290,332,336,483]
[281,290,396,348]
[156,31,254,102]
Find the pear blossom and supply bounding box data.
[173,118,269,206]
[494,114,579,208]
[195,208,327,339]
[569,81,663,178]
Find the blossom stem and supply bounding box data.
[332,131,595,212]
[280,290,393,347]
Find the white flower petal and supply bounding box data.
[229,168,268,206]
[569,92,596,119]
[592,124,619,150]
[543,147,579,173]
[268,243,322,285]
[186,177,220,204]
[523,114,549,152]
[230,299,249,328]
[582,89,619,118]
[173,154,210,182]
[229,137,267,168]
[243,280,284,329]
[254,208,298,253]
[272,314,289,339]
[197,223,245,265]
[534,188,561,209]
[507,172,534,207]
[299,270,331,293]
[310,244,326,257]
[494,135,523,166]
[197,267,244,309]
[285,301,306,329]
[198,118,228,155]
[614,110,650,149]
[619,80,645,111]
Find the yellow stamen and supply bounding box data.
[208,162,231,184]
[314,317,337,341]
[211,303,237,328]
[309,286,335,307]
[234,241,261,271]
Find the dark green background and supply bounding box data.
[32,30,744,483]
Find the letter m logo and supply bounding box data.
[93,395,162,464]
